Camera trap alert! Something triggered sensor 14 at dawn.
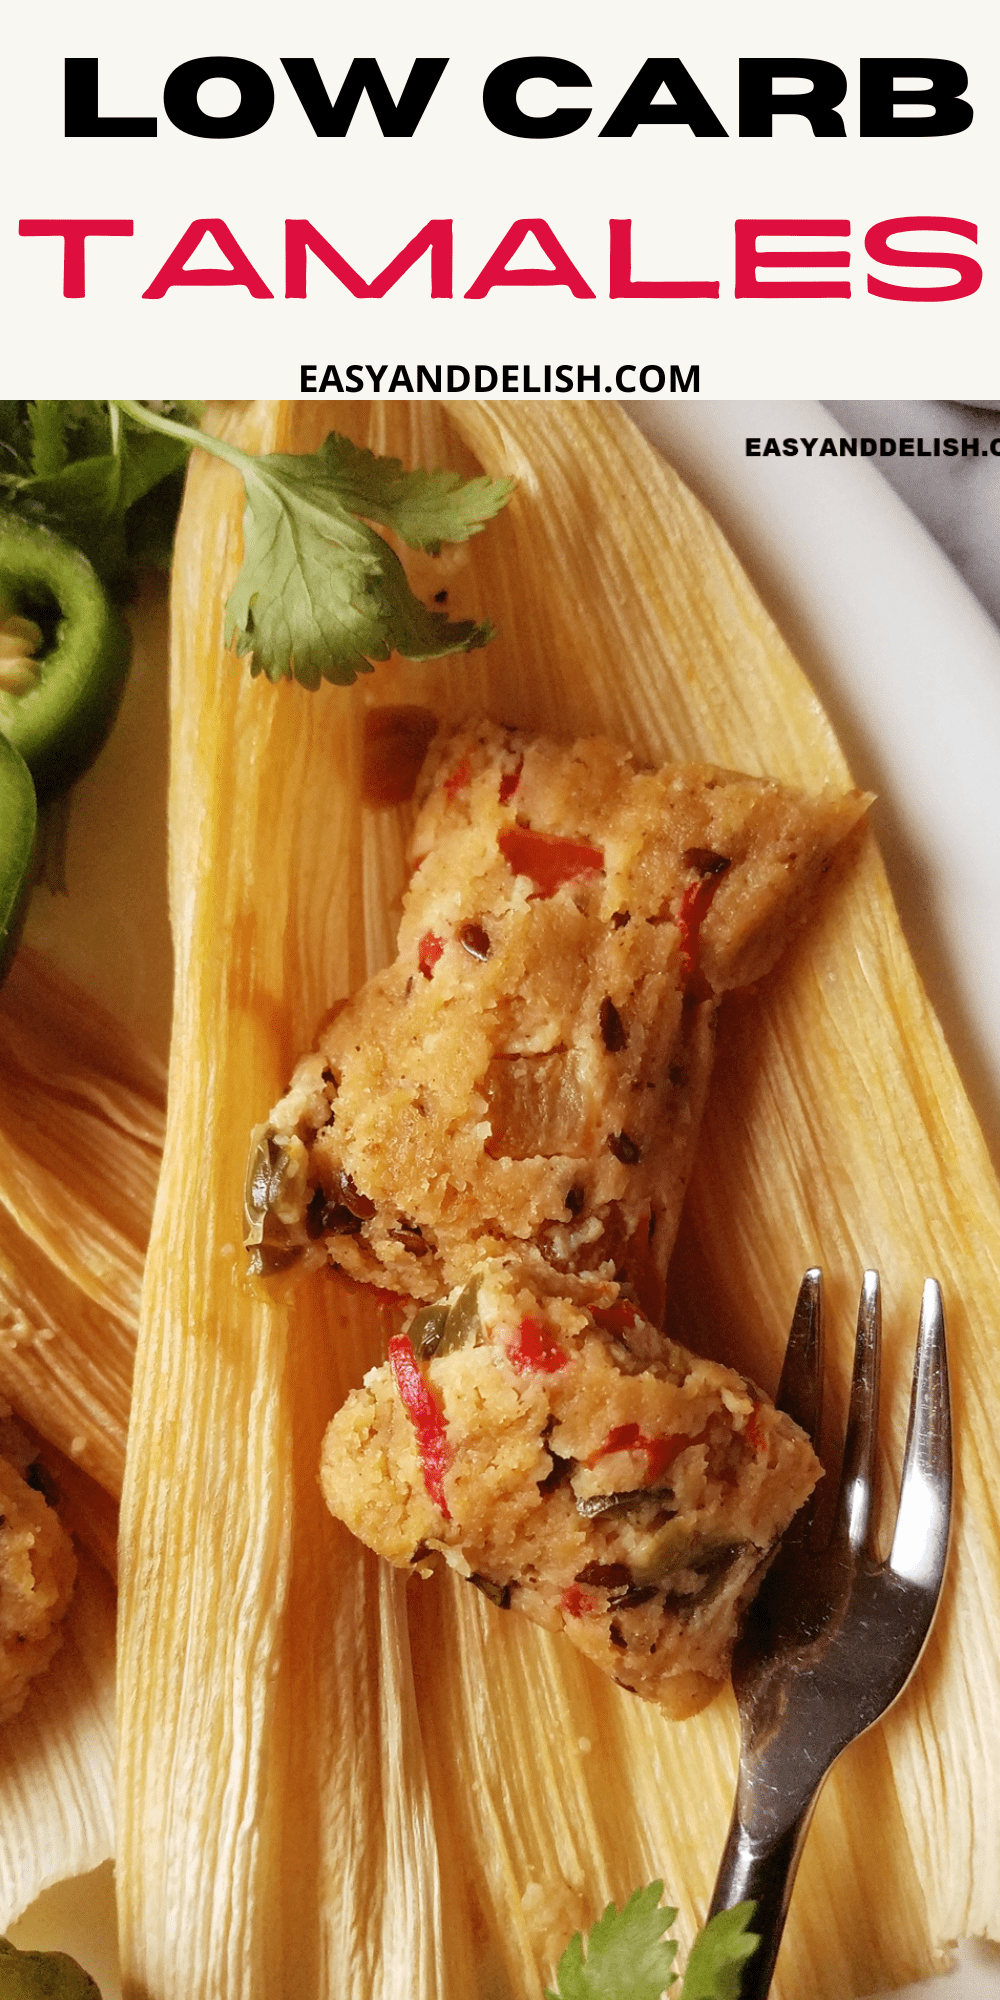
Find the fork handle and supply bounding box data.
[707,1791,819,2000]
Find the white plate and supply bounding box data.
[11,402,1000,1999]
[632,401,1000,2000]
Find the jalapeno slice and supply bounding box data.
[0,519,131,802]
[0,732,37,979]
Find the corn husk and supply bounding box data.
[0,953,146,1921]
[0,947,164,1498]
[0,1546,116,1926]
[116,400,1000,2000]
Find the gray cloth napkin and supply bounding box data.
[825,400,1000,630]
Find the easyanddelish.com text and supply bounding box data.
[747,433,1000,458]
[300,362,699,396]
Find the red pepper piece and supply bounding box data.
[593,1422,700,1485]
[418,930,444,978]
[388,1333,451,1518]
[602,1421,643,1455]
[642,1433,687,1484]
[497,825,603,900]
[745,1404,769,1455]
[443,754,472,801]
[676,871,728,996]
[561,1583,598,1618]
[498,755,523,804]
[509,1313,570,1374]
[592,1302,643,1335]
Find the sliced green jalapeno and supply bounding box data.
[0,519,131,801]
[0,732,37,979]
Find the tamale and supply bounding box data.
[117,400,1000,1999]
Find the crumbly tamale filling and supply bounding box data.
[251,719,866,1713]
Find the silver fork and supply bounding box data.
[708,1269,952,1999]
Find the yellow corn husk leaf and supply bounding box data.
[0,1546,116,1926]
[0,947,164,1497]
[116,399,1000,2000]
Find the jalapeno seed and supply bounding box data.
[0,614,44,696]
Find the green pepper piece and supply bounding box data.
[437,1273,483,1356]
[0,734,37,982]
[242,1126,305,1277]
[410,1302,450,1359]
[0,519,131,802]
[409,1275,485,1361]
[243,1125,286,1240]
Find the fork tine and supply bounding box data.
[776,1267,824,1445]
[890,1280,952,1588]
[714,1273,953,1997]
[769,1270,825,1550]
[832,1270,881,1556]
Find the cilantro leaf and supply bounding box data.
[545,1883,679,2000]
[58,403,120,463]
[112,401,512,684]
[221,451,491,686]
[115,428,191,514]
[308,431,515,553]
[543,1889,760,2000]
[26,402,70,479]
[679,1906,759,2000]
[0,404,34,480]
[39,422,189,534]
[223,442,506,683]
[0,405,190,594]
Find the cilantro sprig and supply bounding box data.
[545,1886,759,2000]
[0,400,513,688]
[0,401,198,589]
[112,400,513,686]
